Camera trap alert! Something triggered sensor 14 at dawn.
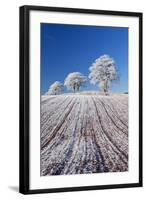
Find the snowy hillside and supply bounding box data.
[40,94,128,176]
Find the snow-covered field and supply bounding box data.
[40,94,128,176]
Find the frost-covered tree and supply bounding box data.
[88,55,118,95]
[48,81,63,95]
[64,72,87,92]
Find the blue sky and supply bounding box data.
[41,23,128,94]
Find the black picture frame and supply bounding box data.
[19,5,143,194]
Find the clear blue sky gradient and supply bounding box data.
[41,23,128,94]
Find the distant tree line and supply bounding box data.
[47,54,118,95]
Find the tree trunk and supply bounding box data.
[73,85,76,93]
[103,80,108,95]
[77,85,80,92]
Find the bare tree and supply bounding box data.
[48,81,63,95]
[64,72,87,93]
[88,54,118,95]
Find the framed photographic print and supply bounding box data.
[19,5,143,194]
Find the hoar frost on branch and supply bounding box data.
[48,81,63,95]
[64,72,87,92]
[88,54,118,95]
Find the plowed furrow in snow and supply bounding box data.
[41,96,68,120]
[41,96,70,136]
[41,96,56,105]
[98,99,128,134]
[89,97,128,172]
[41,97,76,150]
[107,97,128,126]
[92,97,128,161]
[40,95,128,175]
[41,97,81,175]
[41,97,74,144]
[62,97,88,174]
[99,98,128,130]
[62,97,102,174]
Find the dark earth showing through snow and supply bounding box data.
[40,94,128,176]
